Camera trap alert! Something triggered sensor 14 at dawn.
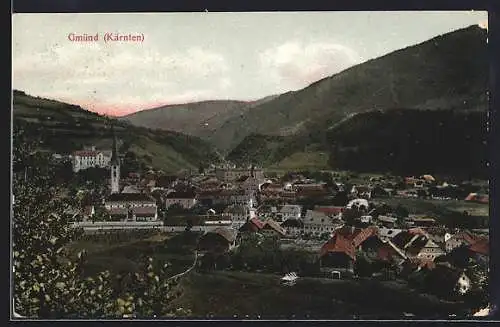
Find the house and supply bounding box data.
[351,185,372,199]
[371,186,391,198]
[313,206,344,219]
[391,230,445,261]
[239,176,262,194]
[223,204,250,229]
[280,218,304,237]
[165,191,197,209]
[319,226,378,275]
[197,227,238,270]
[71,147,112,172]
[359,215,373,224]
[377,215,398,228]
[467,237,489,268]
[425,227,452,248]
[294,183,330,199]
[279,204,302,221]
[260,219,287,238]
[464,193,489,204]
[197,227,238,254]
[239,217,265,234]
[377,227,403,242]
[104,193,158,221]
[445,231,482,253]
[346,198,369,211]
[303,210,343,236]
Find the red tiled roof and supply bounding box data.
[469,238,489,256]
[239,218,265,232]
[320,226,378,260]
[73,150,102,157]
[320,234,356,260]
[262,219,286,236]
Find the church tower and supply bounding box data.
[110,128,120,194]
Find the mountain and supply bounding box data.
[226,25,488,177]
[121,95,280,144]
[326,109,487,179]
[13,90,222,173]
[220,25,487,153]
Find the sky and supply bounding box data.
[12,11,488,116]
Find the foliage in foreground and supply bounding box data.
[12,127,190,318]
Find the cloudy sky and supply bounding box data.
[13,11,487,116]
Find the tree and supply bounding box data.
[394,205,409,218]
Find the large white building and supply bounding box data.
[72,146,112,173]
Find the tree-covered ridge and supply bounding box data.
[13,91,222,173]
[12,126,191,318]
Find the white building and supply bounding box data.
[104,193,158,221]
[165,191,197,209]
[303,210,343,236]
[72,148,112,172]
[279,205,302,221]
[223,205,250,229]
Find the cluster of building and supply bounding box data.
[62,136,489,300]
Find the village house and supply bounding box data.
[237,175,263,194]
[238,217,265,237]
[391,230,445,261]
[71,146,113,173]
[445,230,482,253]
[303,210,344,236]
[223,204,252,229]
[104,193,158,221]
[371,186,393,198]
[260,219,287,238]
[350,185,372,199]
[294,183,330,199]
[313,206,344,219]
[346,198,369,211]
[377,227,403,242]
[280,218,304,237]
[464,192,489,204]
[318,226,378,278]
[197,227,238,270]
[165,191,197,209]
[377,215,398,228]
[278,204,302,221]
[197,227,238,255]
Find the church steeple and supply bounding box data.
[110,126,120,194]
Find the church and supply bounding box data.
[104,132,158,222]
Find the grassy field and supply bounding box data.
[168,270,473,319]
[67,232,199,277]
[375,197,489,217]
